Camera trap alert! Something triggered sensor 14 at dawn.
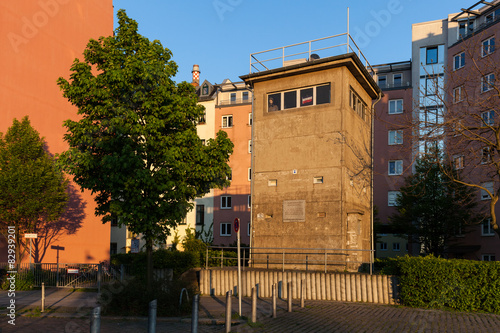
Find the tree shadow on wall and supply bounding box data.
[31,182,86,263]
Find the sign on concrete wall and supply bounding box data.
[283,200,306,222]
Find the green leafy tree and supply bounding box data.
[0,117,69,262]
[57,10,232,289]
[391,147,479,256]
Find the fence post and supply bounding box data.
[56,262,59,287]
[97,263,102,294]
[191,294,199,333]
[225,290,232,333]
[221,249,223,268]
[148,299,157,333]
[288,282,292,312]
[325,250,327,273]
[41,282,45,312]
[90,306,101,333]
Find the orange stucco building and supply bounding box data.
[0,1,114,263]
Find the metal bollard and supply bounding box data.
[120,264,124,283]
[251,287,257,323]
[225,290,232,333]
[301,279,305,308]
[90,306,101,333]
[191,294,199,333]
[41,282,45,313]
[148,299,157,333]
[272,283,277,318]
[288,282,292,312]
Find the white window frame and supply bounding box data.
[482,219,495,236]
[393,73,403,87]
[388,160,403,175]
[379,242,388,251]
[425,77,438,96]
[248,168,252,181]
[247,222,251,237]
[248,140,252,153]
[482,147,493,164]
[247,195,251,208]
[482,37,495,57]
[388,130,403,145]
[221,196,232,209]
[248,113,252,126]
[482,73,495,93]
[222,115,233,128]
[458,20,474,38]
[453,86,463,103]
[220,222,232,236]
[482,254,496,261]
[388,191,400,207]
[242,91,249,102]
[378,75,387,88]
[453,155,464,170]
[481,182,493,200]
[388,99,403,114]
[482,110,495,126]
[453,52,465,70]
[393,243,401,251]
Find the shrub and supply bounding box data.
[111,249,198,279]
[393,255,500,313]
[99,276,196,317]
[1,271,35,291]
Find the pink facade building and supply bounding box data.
[0,1,114,263]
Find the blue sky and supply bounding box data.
[113,0,476,84]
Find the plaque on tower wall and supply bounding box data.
[283,200,306,222]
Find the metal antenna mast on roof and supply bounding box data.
[347,7,350,53]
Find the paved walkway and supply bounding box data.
[1,289,500,332]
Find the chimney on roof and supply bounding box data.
[191,64,200,87]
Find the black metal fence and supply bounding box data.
[0,262,126,289]
[206,246,375,273]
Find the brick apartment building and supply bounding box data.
[372,0,500,260]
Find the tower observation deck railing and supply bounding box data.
[249,33,374,75]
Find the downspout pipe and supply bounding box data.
[371,90,383,275]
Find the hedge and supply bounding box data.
[385,255,500,313]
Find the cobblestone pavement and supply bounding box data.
[2,302,500,333]
[1,293,500,332]
[0,316,223,332]
[233,300,500,333]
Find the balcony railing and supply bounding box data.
[378,81,412,90]
[219,97,251,106]
[249,33,374,75]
